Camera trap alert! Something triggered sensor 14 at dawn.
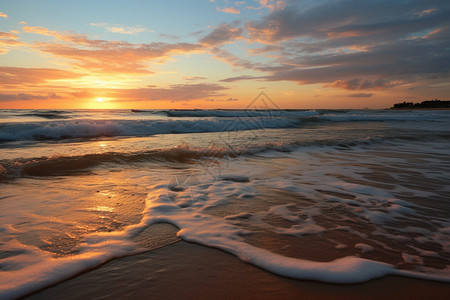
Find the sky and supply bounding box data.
[0,0,449,109]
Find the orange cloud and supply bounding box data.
[0,31,22,54]
[23,26,203,74]
[259,0,285,11]
[69,90,95,98]
[246,20,280,44]
[22,26,91,44]
[418,8,437,17]
[0,32,17,39]
[249,44,281,55]
[217,7,240,14]
[0,12,8,18]
[0,66,83,87]
[327,30,365,38]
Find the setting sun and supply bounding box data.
[85,97,117,109]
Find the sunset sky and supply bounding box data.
[0,0,449,109]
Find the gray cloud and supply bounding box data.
[324,79,399,90]
[183,76,208,81]
[219,0,450,90]
[345,93,373,98]
[199,23,243,47]
[210,48,263,70]
[220,75,263,82]
[159,33,180,40]
[0,92,62,101]
[247,0,449,43]
[264,36,450,87]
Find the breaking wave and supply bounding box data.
[0,135,386,180]
[2,109,448,143]
[18,110,72,120]
[0,142,292,179]
[0,117,299,142]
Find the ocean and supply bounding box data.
[0,107,449,298]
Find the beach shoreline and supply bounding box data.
[25,240,450,300]
[1,109,449,299]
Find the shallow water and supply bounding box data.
[1,108,449,298]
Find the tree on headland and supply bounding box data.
[393,101,414,108]
[391,99,450,109]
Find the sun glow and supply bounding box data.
[84,96,120,109]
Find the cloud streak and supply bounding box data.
[325,79,399,91]
[113,83,228,102]
[90,23,150,35]
[345,93,373,98]
[0,92,62,102]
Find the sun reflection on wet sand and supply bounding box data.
[0,168,156,256]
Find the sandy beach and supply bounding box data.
[25,239,450,300]
[1,109,449,298]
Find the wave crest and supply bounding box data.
[0,141,292,179]
[0,117,298,142]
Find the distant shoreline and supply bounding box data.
[390,107,450,110]
[390,100,450,110]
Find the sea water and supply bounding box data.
[0,108,449,298]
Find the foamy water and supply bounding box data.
[1,108,449,298]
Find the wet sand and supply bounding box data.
[25,240,450,300]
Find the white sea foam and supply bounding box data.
[138,184,396,283]
[0,236,140,299]
[268,204,301,222]
[355,243,375,253]
[138,170,450,284]
[1,152,449,299]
